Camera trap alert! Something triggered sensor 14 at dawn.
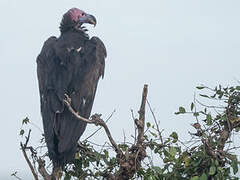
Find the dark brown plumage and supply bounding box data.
[36,8,106,167]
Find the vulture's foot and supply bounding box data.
[64,94,72,105]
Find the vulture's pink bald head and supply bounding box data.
[67,8,85,22]
[60,8,97,33]
[65,8,96,25]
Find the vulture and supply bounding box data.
[37,8,106,167]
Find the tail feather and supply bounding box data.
[50,108,87,166]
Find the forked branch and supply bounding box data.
[64,94,123,157]
[20,85,149,180]
[64,84,148,179]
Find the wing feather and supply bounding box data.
[37,36,61,160]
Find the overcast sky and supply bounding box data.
[1,0,240,179]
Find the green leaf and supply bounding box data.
[204,108,207,113]
[75,152,80,159]
[64,173,71,180]
[11,172,17,176]
[193,112,199,117]
[163,158,169,163]
[216,90,222,95]
[146,122,151,128]
[191,102,194,111]
[119,144,128,151]
[217,167,223,173]
[184,156,190,167]
[169,147,177,157]
[196,86,205,90]
[170,131,178,141]
[163,149,169,157]
[175,107,186,115]
[236,86,240,90]
[231,160,238,174]
[179,107,186,113]
[206,114,212,125]
[19,129,24,136]
[150,131,157,138]
[190,176,199,180]
[152,166,163,174]
[103,149,109,159]
[22,117,29,125]
[199,173,207,180]
[200,94,209,98]
[209,166,216,175]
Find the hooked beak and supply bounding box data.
[87,14,97,26]
[78,14,97,27]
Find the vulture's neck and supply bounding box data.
[60,22,89,38]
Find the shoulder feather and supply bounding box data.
[90,36,107,78]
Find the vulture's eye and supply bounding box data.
[82,13,86,16]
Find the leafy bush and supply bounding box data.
[15,85,240,180]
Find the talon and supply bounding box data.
[64,94,71,104]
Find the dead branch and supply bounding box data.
[112,84,148,180]
[37,158,51,180]
[64,94,123,157]
[20,130,39,180]
[136,84,148,146]
[200,96,240,166]
[85,110,116,141]
[147,99,163,144]
[11,172,22,180]
[20,130,54,180]
[64,85,148,180]
[19,85,149,180]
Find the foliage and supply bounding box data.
[16,84,240,180]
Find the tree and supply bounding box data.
[14,84,240,180]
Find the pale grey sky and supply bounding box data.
[0,0,240,179]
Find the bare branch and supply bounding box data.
[130,109,137,144]
[64,94,123,157]
[11,172,23,180]
[20,130,54,180]
[84,109,116,141]
[20,130,39,180]
[136,84,148,146]
[147,99,163,144]
[37,158,51,180]
[20,85,149,180]
[114,84,148,180]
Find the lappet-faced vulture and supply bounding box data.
[37,8,106,167]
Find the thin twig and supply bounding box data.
[11,172,23,180]
[123,129,126,144]
[64,85,149,180]
[146,99,163,144]
[131,109,137,144]
[64,95,123,157]
[20,130,39,180]
[195,98,225,109]
[85,110,116,141]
